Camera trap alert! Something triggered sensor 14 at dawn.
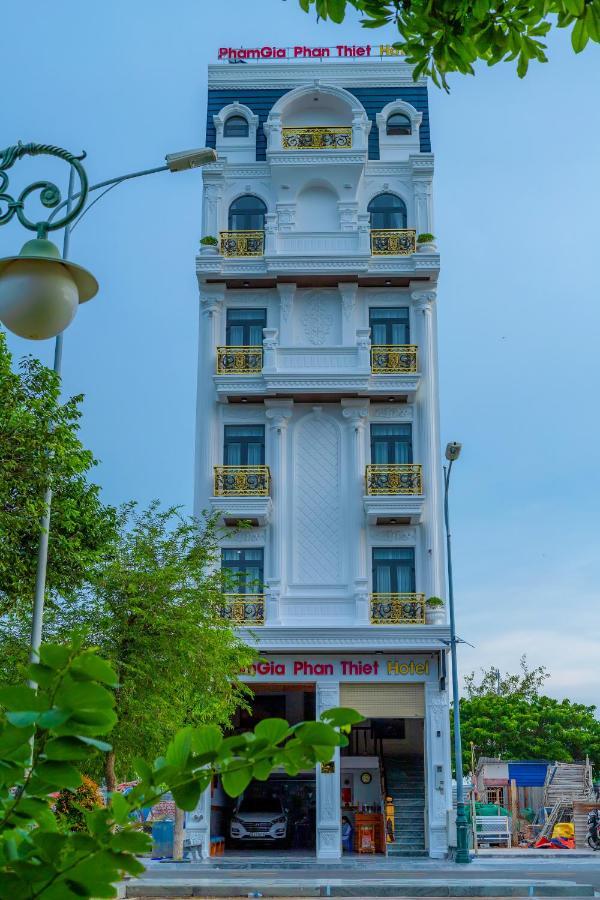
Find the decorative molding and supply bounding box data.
[220,528,266,544]
[371,405,413,419]
[300,291,336,346]
[207,61,427,90]
[277,282,296,322]
[338,282,358,321]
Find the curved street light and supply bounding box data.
[0,139,217,669]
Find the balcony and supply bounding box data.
[214,334,420,401]
[371,345,418,374]
[222,594,265,626]
[220,230,264,257]
[370,229,416,256]
[370,593,426,625]
[217,346,263,375]
[211,465,272,526]
[281,126,352,150]
[363,464,424,525]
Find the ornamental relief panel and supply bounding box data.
[297,289,339,346]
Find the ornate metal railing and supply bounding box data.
[370,593,426,625]
[281,127,352,150]
[216,346,263,375]
[365,464,423,495]
[213,465,270,496]
[219,230,264,257]
[371,345,418,374]
[370,229,416,256]
[221,594,265,625]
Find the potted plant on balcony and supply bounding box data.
[425,596,446,625]
[199,235,219,255]
[417,233,437,253]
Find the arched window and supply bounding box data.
[368,194,407,230]
[224,115,249,138]
[386,113,412,136]
[228,195,267,231]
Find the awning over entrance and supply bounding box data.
[340,683,424,718]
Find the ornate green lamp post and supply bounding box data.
[0,140,216,668]
[0,143,98,339]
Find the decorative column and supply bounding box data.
[338,282,358,346]
[277,282,296,346]
[316,681,342,859]
[262,327,278,374]
[337,201,358,232]
[412,288,445,600]
[341,400,370,623]
[264,213,277,255]
[193,284,225,518]
[356,327,371,373]
[202,182,222,238]
[357,213,371,254]
[264,399,293,625]
[184,785,211,858]
[425,681,452,858]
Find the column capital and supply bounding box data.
[265,398,293,431]
[200,282,226,315]
[341,398,369,431]
[411,288,437,311]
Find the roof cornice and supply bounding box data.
[208,61,427,90]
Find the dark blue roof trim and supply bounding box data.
[206,86,431,159]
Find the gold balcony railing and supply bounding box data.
[220,231,264,257]
[370,229,416,256]
[282,126,353,150]
[366,464,423,496]
[222,594,265,625]
[371,345,418,374]
[370,593,426,625]
[214,465,270,496]
[217,346,263,375]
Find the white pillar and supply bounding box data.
[184,785,211,858]
[425,681,451,858]
[202,182,222,238]
[414,180,433,236]
[316,681,342,859]
[341,399,370,624]
[412,288,445,601]
[264,399,293,625]
[193,283,225,518]
[338,282,358,346]
[277,283,296,346]
[262,327,278,374]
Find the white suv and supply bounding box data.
[230,793,288,844]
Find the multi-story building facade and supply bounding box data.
[191,55,452,860]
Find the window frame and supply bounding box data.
[370,424,413,465]
[386,112,412,136]
[225,308,267,346]
[369,307,410,345]
[372,547,416,594]
[223,115,250,138]
[367,193,408,230]
[223,425,265,466]
[228,195,267,231]
[221,547,264,595]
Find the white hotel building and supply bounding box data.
[190,55,453,860]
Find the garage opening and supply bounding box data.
[213,684,316,856]
[339,683,426,856]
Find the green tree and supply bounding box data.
[78,502,255,791]
[295,0,600,88]
[459,693,600,770]
[0,640,362,898]
[0,332,117,617]
[464,655,549,701]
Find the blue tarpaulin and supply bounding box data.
[507,762,549,787]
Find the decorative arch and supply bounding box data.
[376,99,422,134]
[228,194,267,231]
[213,102,259,141]
[367,192,408,230]
[376,99,422,160]
[264,82,371,150]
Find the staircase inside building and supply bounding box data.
[383,756,427,857]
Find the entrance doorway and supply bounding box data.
[215,684,317,856]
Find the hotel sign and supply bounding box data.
[218,44,404,61]
[240,654,436,682]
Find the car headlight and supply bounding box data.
[273,816,286,825]
[231,816,242,825]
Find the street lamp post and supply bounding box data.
[0,140,217,668]
[443,440,471,864]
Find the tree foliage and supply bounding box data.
[0,641,362,898]
[60,502,255,788]
[464,655,549,701]
[295,0,600,88]
[55,777,103,833]
[0,332,117,616]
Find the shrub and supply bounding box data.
[199,235,218,246]
[426,596,444,607]
[55,775,104,832]
[417,233,435,243]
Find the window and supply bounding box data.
[372,548,415,594]
[223,425,265,466]
[224,115,249,138]
[369,307,410,345]
[386,112,412,136]
[371,424,413,465]
[221,548,263,594]
[226,308,266,346]
[368,193,407,230]
[228,195,267,231]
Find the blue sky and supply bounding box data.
[3,1,599,704]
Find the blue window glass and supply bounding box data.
[226,308,266,346]
[372,548,415,594]
[370,424,413,465]
[386,113,411,136]
[228,195,267,231]
[224,115,249,138]
[369,307,410,345]
[222,548,263,594]
[368,194,407,230]
[223,425,265,466]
